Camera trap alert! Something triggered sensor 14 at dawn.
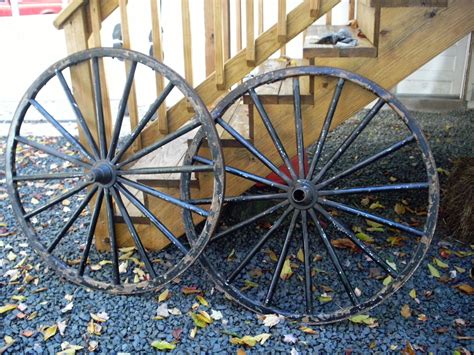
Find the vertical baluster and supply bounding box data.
[215,0,225,90]
[223,0,231,60]
[246,0,255,66]
[181,0,193,87]
[310,0,320,18]
[349,0,355,20]
[204,0,216,77]
[235,0,242,52]
[326,9,332,25]
[258,0,264,35]
[277,0,286,43]
[150,0,168,134]
[119,0,141,150]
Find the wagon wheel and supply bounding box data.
[182,67,439,322]
[6,48,224,294]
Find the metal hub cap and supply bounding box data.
[90,162,116,186]
[289,180,317,209]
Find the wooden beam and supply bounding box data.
[150,0,168,133]
[215,0,226,89]
[246,0,256,65]
[204,0,216,76]
[55,0,122,30]
[223,0,231,60]
[258,0,264,34]
[348,0,355,20]
[181,0,193,86]
[325,9,332,25]
[277,0,287,42]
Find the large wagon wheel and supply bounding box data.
[6,48,224,294]
[183,67,439,322]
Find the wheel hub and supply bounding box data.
[289,180,317,209]
[89,162,116,187]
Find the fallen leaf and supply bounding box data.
[61,302,74,313]
[453,283,474,295]
[88,341,98,352]
[90,312,109,323]
[369,201,384,210]
[417,314,428,321]
[348,314,378,327]
[401,304,411,319]
[266,249,278,262]
[383,275,393,286]
[189,327,197,339]
[196,295,209,307]
[403,341,415,355]
[168,307,182,316]
[0,304,17,314]
[259,314,284,328]
[427,263,440,278]
[283,334,297,344]
[41,324,58,341]
[87,320,102,336]
[210,309,223,320]
[172,328,183,342]
[11,295,26,302]
[331,238,359,253]
[151,340,176,351]
[182,286,202,295]
[455,266,466,273]
[433,258,449,269]
[21,330,35,337]
[318,293,333,303]
[409,289,417,299]
[57,320,67,336]
[280,259,293,280]
[297,249,304,263]
[355,232,374,243]
[158,289,171,303]
[155,303,170,319]
[394,203,406,215]
[299,326,317,335]
[6,251,17,261]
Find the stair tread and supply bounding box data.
[303,25,377,58]
[360,0,448,6]
[243,58,313,104]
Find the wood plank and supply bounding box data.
[181,0,194,86]
[303,25,377,58]
[150,0,168,133]
[258,0,264,34]
[310,0,321,17]
[277,0,287,42]
[119,0,141,151]
[246,0,256,66]
[357,0,380,47]
[236,0,243,51]
[223,0,231,60]
[348,0,355,19]
[360,0,448,6]
[55,0,124,30]
[325,9,332,25]
[204,0,216,76]
[215,0,226,89]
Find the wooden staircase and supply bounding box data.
[53,0,474,251]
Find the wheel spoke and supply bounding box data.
[13,172,85,181]
[113,82,174,164]
[249,88,297,180]
[313,98,385,183]
[29,99,95,162]
[117,165,214,176]
[193,155,288,191]
[78,188,104,277]
[190,192,287,205]
[318,198,424,236]
[217,116,293,185]
[92,57,107,159]
[301,211,312,313]
[118,176,209,217]
[226,205,293,283]
[47,186,98,252]
[110,187,157,278]
[15,136,91,169]
[116,182,188,254]
[56,69,100,159]
[306,78,345,180]
[107,61,138,159]
[319,182,429,196]
[314,204,398,277]
[316,135,416,188]
[116,119,200,168]
[104,189,120,285]
[213,201,289,242]
[308,208,358,306]
[24,181,91,219]
[293,77,305,179]
[263,209,299,306]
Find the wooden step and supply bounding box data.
[303,25,377,59]
[360,0,448,7]
[243,58,314,104]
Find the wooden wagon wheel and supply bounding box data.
[182,67,439,322]
[6,48,224,294]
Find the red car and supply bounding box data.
[0,0,63,16]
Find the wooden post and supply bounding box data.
[215,0,225,89]
[277,0,287,43]
[258,0,264,35]
[326,9,332,25]
[204,0,215,77]
[119,0,141,150]
[223,0,231,60]
[309,0,320,18]
[246,0,255,66]
[150,0,168,133]
[181,0,193,86]
[349,0,355,20]
[235,0,242,52]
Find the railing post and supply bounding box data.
[215,0,226,89]
[181,0,193,87]
[246,0,255,66]
[277,0,287,43]
[309,0,320,18]
[204,0,216,77]
[236,0,242,52]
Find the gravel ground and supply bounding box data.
[1,109,474,354]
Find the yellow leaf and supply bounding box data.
[0,304,17,314]
[454,284,474,295]
[4,335,15,345]
[41,324,58,341]
[297,249,304,263]
[401,304,411,319]
[158,289,171,303]
[87,320,102,335]
[189,327,197,339]
[409,289,417,299]
[355,232,374,243]
[196,295,209,307]
[151,340,176,351]
[299,326,317,334]
[369,201,384,210]
[253,333,271,344]
[280,259,293,280]
[394,203,406,215]
[266,250,278,262]
[197,310,213,324]
[427,263,440,278]
[433,258,449,269]
[348,314,378,326]
[90,312,109,323]
[383,275,393,286]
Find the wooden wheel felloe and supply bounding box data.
[6,48,224,294]
[183,66,439,323]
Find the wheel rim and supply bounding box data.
[183,66,439,322]
[6,48,224,294]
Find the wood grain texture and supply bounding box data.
[181,0,194,86]
[215,0,226,89]
[246,0,256,65]
[278,0,287,42]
